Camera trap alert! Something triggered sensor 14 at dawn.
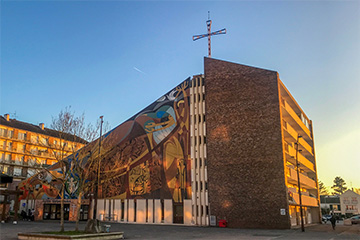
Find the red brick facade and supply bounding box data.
[204,57,291,228]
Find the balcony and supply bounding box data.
[286,167,317,189]
[283,120,314,158]
[284,143,315,172]
[288,188,318,207]
[281,99,312,141]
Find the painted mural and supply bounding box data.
[19,79,191,203]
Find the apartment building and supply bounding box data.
[20,57,320,228]
[340,190,360,217]
[0,114,87,187]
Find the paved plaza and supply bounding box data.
[0,220,359,240]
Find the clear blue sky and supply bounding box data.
[1,1,359,189]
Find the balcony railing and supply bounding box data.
[283,120,313,157]
[284,143,315,172]
[281,99,312,141]
[286,167,317,189]
[288,188,318,207]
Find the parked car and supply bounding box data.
[350,215,360,224]
[322,214,332,222]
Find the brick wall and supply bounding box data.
[204,57,290,229]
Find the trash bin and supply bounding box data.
[219,219,227,227]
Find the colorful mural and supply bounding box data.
[19,79,191,203]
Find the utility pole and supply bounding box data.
[93,115,103,220]
[193,11,226,58]
[295,134,305,232]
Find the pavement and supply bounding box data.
[0,220,359,240]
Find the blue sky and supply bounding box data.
[1,1,359,189]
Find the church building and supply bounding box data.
[19,57,320,229]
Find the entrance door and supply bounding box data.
[43,204,70,220]
[80,205,89,221]
[173,202,184,224]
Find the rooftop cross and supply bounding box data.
[192,12,226,58]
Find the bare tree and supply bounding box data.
[49,107,110,232]
[49,107,88,232]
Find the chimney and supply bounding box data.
[4,114,10,121]
[39,123,45,130]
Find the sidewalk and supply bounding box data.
[0,220,359,240]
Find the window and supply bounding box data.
[13,167,22,176]
[203,94,205,101]
[204,136,206,144]
[18,132,26,140]
[6,142,12,150]
[28,158,35,166]
[41,137,49,146]
[2,165,9,174]
[0,128,7,137]
[198,94,201,102]
[203,115,206,122]
[15,156,24,165]
[18,144,25,153]
[8,130,14,138]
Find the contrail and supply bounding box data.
[133,67,146,75]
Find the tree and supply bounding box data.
[319,181,329,195]
[354,188,360,195]
[49,107,109,232]
[331,176,347,195]
[72,117,110,232]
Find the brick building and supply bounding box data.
[20,58,320,228]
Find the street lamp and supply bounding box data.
[93,116,104,220]
[295,134,305,232]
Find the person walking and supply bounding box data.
[330,214,336,230]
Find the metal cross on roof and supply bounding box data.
[193,12,226,58]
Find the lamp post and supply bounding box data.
[295,134,305,232]
[93,116,103,220]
